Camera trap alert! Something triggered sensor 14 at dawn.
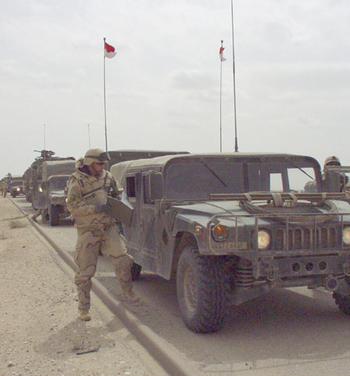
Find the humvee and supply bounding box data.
[9,176,24,197]
[110,153,350,333]
[23,150,74,204]
[34,160,75,226]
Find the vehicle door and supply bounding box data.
[138,171,158,272]
[123,172,142,254]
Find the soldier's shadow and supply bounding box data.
[36,318,120,359]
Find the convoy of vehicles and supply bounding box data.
[8,148,350,333]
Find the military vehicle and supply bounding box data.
[23,167,33,202]
[109,153,350,333]
[23,150,74,204]
[9,176,24,197]
[33,159,76,226]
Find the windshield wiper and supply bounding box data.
[199,159,227,187]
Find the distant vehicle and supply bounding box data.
[34,160,76,226]
[9,176,24,197]
[23,150,74,204]
[110,153,350,333]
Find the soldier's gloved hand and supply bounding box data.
[95,203,113,216]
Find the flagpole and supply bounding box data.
[103,37,108,152]
[230,0,239,152]
[219,41,223,153]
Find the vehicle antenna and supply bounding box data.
[88,123,91,148]
[43,124,46,150]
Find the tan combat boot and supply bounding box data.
[79,310,91,321]
[120,282,140,304]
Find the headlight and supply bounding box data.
[343,227,350,245]
[38,186,43,192]
[16,188,20,191]
[212,224,229,242]
[258,230,271,250]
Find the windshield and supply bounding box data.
[165,158,319,200]
[48,177,69,190]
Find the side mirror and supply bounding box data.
[148,172,163,202]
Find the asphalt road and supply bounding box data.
[17,197,350,376]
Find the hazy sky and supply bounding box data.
[0,0,349,177]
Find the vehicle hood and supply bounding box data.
[169,199,350,228]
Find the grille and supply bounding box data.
[273,226,339,251]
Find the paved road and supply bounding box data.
[17,197,350,376]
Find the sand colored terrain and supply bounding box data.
[0,198,162,376]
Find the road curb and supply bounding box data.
[10,199,195,376]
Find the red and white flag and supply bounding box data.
[104,41,116,58]
[219,45,226,62]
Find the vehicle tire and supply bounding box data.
[49,205,60,226]
[11,192,17,198]
[131,262,142,281]
[176,246,226,333]
[333,292,350,315]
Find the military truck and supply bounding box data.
[109,153,350,333]
[23,150,74,204]
[9,176,24,197]
[34,160,75,226]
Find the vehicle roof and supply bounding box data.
[42,160,76,166]
[110,152,320,183]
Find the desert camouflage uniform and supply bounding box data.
[1,181,8,197]
[66,164,133,312]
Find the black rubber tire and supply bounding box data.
[176,246,226,333]
[131,262,142,281]
[49,205,60,226]
[11,193,17,198]
[333,292,350,315]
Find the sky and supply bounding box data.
[0,0,349,177]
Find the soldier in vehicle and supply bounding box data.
[66,148,139,322]
[323,156,348,192]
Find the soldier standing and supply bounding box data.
[66,148,138,321]
[1,174,11,198]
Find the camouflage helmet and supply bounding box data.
[83,148,111,166]
[324,155,340,168]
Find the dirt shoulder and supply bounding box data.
[0,198,163,376]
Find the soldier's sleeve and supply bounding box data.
[108,172,123,198]
[66,176,96,217]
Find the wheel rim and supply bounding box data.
[183,264,197,314]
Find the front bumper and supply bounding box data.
[257,253,350,281]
